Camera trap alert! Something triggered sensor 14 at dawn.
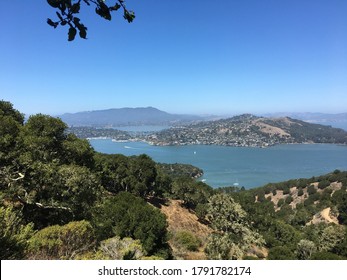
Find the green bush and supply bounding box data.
[308,185,317,195]
[318,180,330,190]
[173,231,201,251]
[92,192,168,255]
[310,251,345,260]
[277,198,285,207]
[0,206,34,259]
[283,187,290,195]
[267,246,296,260]
[285,196,293,204]
[298,187,304,196]
[27,220,95,259]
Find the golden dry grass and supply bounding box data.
[150,199,212,259]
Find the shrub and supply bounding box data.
[96,236,145,260]
[318,180,330,190]
[285,196,293,204]
[27,220,95,259]
[173,231,201,252]
[92,192,168,255]
[0,206,34,259]
[267,246,295,260]
[283,187,290,195]
[310,252,345,260]
[298,187,304,196]
[308,185,317,195]
[277,198,285,207]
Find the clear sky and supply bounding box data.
[0,0,346,116]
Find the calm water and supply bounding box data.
[89,139,347,189]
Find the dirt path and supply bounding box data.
[320,207,338,224]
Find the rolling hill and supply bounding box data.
[58,107,204,127]
[147,114,347,147]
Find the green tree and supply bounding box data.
[18,114,67,164]
[94,153,130,194]
[296,239,317,260]
[205,233,244,260]
[0,206,34,259]
[27,220,95,259]
[337,192,347,225]
[297,187,304,196]
[265,220,301,249]
[267,246,296,260]
[46,0,135,41]
[307,184,317,195]
[291,208,311,227]
[62,134,95,167]
[317,225,345,252]
[127,154,158,197]
[55,164,100,220]
[310,251,345,260]
[92,192,168,256]
[318,180,330,189]
[205,193,264,260]
[207,193,247,233]
[171,178,212,209]
[0,100,24,165]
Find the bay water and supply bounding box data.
[89,139,347,189]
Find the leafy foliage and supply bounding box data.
[96,236,145,260]
[267,246,296,260]
[172,231,201,252]
[92,192,169,256]
[27,220,95,259]
[46,0,135,41]
[0,206,34,259]
[0,100,24,165]
[171,178,213,209]
[94,153,158,197]
[205,193,264,260]
[296,239,317,260]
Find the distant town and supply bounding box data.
[68,114,347,148]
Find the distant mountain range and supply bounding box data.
[58,107,347,131]
[58,107,205,127]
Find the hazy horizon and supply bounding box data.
[15,105,347,119]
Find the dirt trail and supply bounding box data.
[320,207,338,224]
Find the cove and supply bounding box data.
[89,139,347,189]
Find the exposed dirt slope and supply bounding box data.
[157,199,212,260]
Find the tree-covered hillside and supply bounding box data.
[1,100,346,260]
[227,170,347,260]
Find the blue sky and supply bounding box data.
[0,0,346,116]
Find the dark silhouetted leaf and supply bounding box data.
[47,18,58,28]
[95,1,112,20]
[70,3,80,14]
[79,26,87,39]
[110,3,121,11]
[68,26,77,41]
[73,17,81,25]
[47,0,61,8]
[123,10,135,23]
[56,11,64,21]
